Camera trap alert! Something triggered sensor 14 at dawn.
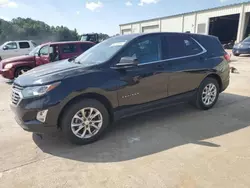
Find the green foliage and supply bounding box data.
[0,17,80,45]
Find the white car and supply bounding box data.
[0,40,37,60]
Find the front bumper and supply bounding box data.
[0,68,14,79]
[10,97,62,134]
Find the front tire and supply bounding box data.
[14,67,31,78]
[61,99,110,145]
[233,53,240,56]
[195,77,219,110]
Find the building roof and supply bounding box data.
[120,1,250,26]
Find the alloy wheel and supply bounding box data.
[71,107,103,139]
[202,83,217,106]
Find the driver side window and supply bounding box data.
[39,45,49,56]
[121,35,160,64]
[4,42,17,50]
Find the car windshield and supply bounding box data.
[243,37,250,43]
[29,45,41,56]
[75,36,130,66]
[80,35,88,41]
[0,42,8,48]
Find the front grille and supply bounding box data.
[11,84,24,105]
[12,84,24,91]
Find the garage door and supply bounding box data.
[122,29,132,35]
[142,25,159,33]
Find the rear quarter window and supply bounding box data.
[194,35,225,56]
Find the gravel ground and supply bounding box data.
[1,55,250,188]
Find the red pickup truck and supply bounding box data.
[0,41,94,79]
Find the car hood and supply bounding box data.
[1,55,34,64]
[14,59,86,86]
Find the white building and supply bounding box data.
[120,1,250,43]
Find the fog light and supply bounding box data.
[36,110,48,123]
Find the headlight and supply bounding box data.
[21,82,60,98]
[4,63,13,69]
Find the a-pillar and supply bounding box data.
[237,4,246,42]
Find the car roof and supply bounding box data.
[5,40,33,43]
[41,41,95,46]
[116,32,216,39]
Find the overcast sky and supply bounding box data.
[0,0,248,35]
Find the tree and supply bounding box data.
[0,18,80,45]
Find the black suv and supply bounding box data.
[11,33,230,145]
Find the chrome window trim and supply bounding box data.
[138,37,207,66]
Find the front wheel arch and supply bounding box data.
[57,93,114,128]
[14,66,32,78]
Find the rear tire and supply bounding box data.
[14,67,31,78]
[61,99,110,145]
[195,77,219,110]
[233,53,240,56]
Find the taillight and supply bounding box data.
[224,53,231,62]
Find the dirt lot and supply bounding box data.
[1,56,250,188]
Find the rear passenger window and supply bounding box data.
[80,43,94,52]
[121,35,160,64]
[61,44,77,53]
[19,42,30,49]
[162,35,203,59]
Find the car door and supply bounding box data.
[161,34,207,96]
[59,43,79,60]
[1,42,19,59]
[116,35,168,107]
[18,41,32,56]
[35,45,50,66]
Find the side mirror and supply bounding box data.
[3,46,8,50]
[112,57,139,69]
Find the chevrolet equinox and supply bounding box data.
[11,33,230,145]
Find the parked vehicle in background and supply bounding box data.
[80,33,109,43]
[10,33,230,145]
[232,37,250,56]
[0,41,94,79]
[0,40,37,60]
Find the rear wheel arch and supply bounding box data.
[204,74,222,92]
[57,93,114,128]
